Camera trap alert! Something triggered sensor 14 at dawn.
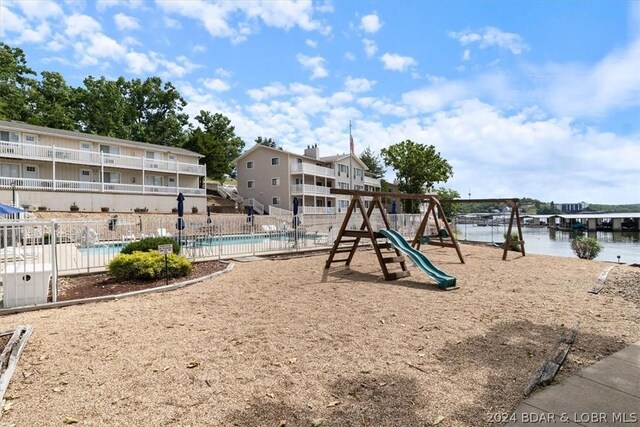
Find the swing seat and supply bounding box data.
[438,229,449,238]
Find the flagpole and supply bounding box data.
[349,121,353,191]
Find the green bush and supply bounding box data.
[121,237,179,254]
[504,231,521,251]
[107,251,192,281]
[570,236,603,260]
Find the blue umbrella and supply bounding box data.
[292,197,299,228]
[0,203,24,215]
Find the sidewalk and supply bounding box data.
[508,340,639,426]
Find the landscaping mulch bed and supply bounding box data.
[56,260,228,301]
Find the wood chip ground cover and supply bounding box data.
[0,245,637,426]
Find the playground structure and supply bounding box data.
[442,198,526,260]
[325,189,460,289]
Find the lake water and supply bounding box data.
[455,224,640,264]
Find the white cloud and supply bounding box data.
[203,78,231,92]
[344,51,356,61]
[125,51,157,74]
[344,77,375,93]
[537,39,640,117]
[65,13,102,37]
[449,26,529,54]
[17,0,63,20]
[247,83,289,101]
[402,82,468,113]
[462,49,470,61]
[380,53,417,72]
[156,0,331,44]
[359,13,382,33]
[193,44,207,53]
[362,38,377,58]
[306,39,317,48]
[296,54,328,79]
[163,16,182,29]
[114,13,140,31]
[0,6,27,36]
[96,0,143,11]
[215,68,232,78]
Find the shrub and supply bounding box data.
[570,236,603,260]
[107,251,192,281]
[121,237,179,254]
[504,231,521,251]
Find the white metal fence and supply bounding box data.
[0,213,426,309]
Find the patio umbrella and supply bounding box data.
[391,200,397,215]
[246,205,253,222]
[176,193,185,248]
[292,197,299,229]
[0,203,24,215]
[206,206,212,224]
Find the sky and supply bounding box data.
[1,0,639,204]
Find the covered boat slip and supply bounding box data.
[546,213,640,231]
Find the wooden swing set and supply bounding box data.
[444,198,526,260]
[325,191,526,282]
[325,189,464,281]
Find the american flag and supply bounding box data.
[350,133,354,154]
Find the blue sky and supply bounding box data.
[1,0,639,204]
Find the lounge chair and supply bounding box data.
[157,228,172,237]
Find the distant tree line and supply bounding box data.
[0,42,243,180]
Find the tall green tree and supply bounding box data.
[436,187,461,219]
[126,77,189,146]
[359,146,385,178]
[184,111,245,179]
[27,71,78,130]
[0,42,37,121]
[255,136,277,148]
[76,76,132,138]
[381,140,453,213]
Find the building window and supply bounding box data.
[103,171,121,183]
[271,177,280,186]
[80,142,92,151]
[0,131,19,143]
[271,157,279,165]
[145,151,160,159]
[0,163,20,177]
[24,134,37,143]
[339,164,348,176]
[339,182,349,190]
[272,197,280,205]
[247,180,255,189]
[100,145,120,155]
[246,161,254,169]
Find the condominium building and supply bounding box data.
[234,143,382,215]
[0,120,206,213]
[556,201,589,213]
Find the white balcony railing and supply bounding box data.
[0,141,206,175]
[0,177,205,196]
[364,175,381,187]
[290,162,335,178]
[300,206,335,215]
[290,184,332,196]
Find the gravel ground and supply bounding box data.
[0,244,638,426]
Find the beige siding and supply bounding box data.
[237,147,291,210]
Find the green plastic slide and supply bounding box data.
[379,228,457,289]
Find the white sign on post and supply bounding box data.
[157,244,173,254]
